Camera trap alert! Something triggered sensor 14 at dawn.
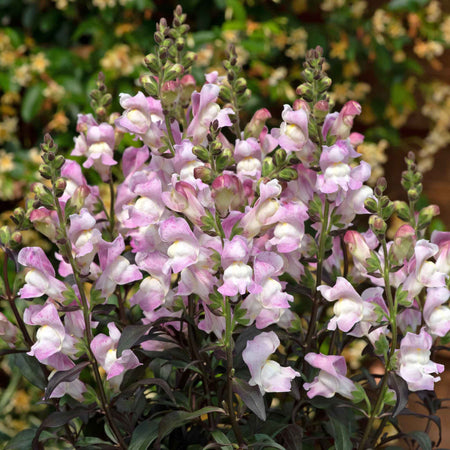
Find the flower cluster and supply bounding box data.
[0,12,448,448]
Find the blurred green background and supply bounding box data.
[0,0,450,441]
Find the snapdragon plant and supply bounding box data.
[0,6,448,450]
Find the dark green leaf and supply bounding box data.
[45,361,90,400]
[328,413,352,450]
[11,353,47,390]
[116,324,152,357]
[407,431,432,450]
[387,372,409,418]
[129,418,159,450]
[157,407,225,445]
[232,377,266,421]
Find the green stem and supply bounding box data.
[305,199,330,351]
[53,191,127,449]
[223,296,245,448]
[108,178,116,238]
[357,238,398,450]
[3,252,34,349]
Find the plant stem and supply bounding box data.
[223,296,245,448]
[3,252,34,349]
[305,199,330,351]
[357,238,398,450]
[53,192,127,449]
[108,178,116,238]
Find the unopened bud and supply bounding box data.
[193,166,213,184]
[262,157,275,177]
[235,78,247,94]
[54,155,65,170]
[192,145,210,162]
[369,215,387,236]
[11,232,22,246]
[394,200,410,222]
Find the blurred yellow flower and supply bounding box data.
[426,0,441,23]
[286,28,308,59]
[351,1,367,19]
[0,117,18,144]
[0,150,14,173]
[0,32,11,51]
[30,52,49,74]
[414,39,444,59]
[357,139,388,185]
[292,0,307,14]
[321,0,345,12]
[0,50,16,68]
[43,81,66,102]
[101,44,141,77]
[440,16,450,44]
[115,23,136,37]
[12,390,31,414]
[343,61,360,78]
[330,35,349,60]
[47,111,70,133]
[14,64,32,87]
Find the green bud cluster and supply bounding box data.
[219,45,251,137]
[261,149,299,182]
[401,152,423,203]
[365,177,395,239]
[89,72,112,122]
[193,120,235,184]
[296,46,333,125]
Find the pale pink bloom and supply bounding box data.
[235,138,262,180]
[186,83,234,145]
[0,312,17,347]
[72,123,117,181]
[95,235,142,297]
[240,179,281,238]
[115,91,164,150]
[431,231,450,274]
[397,328,444,391]
[269,202,308,253]
[24,303,77,370]
[318,277,374,333]
[91,323,141,390]
[242,252,293,328]
[243,331,299,394]
[18,247,67,301]
[304,353,355,399]
[323,101,361,140]
[218,236,254,296]
[211,173,246,217]
[423,287,450,337]
[30,208,59,242]
[48,371,86,402]
[198,302,226,339]
[159,216,200,273]
[68,209,102,275]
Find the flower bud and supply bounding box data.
[274,148,287,166]
[262,157,275,177]
[193,166,213,184]
[11,231,22,246]
[278,167,298,181]
[235,78,247,94]
[54,154,65,170]
[417,204,440,230]
[212,174,245,216]
[54,178,67,197]
[192,145,209,162]
[369,215,387,236]
[0,226,11,245]
[394,200,410,222]
[72,185,90,211]
[390,224,416,263]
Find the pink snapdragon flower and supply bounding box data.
[48,374,86,402]
[323,101,362,140]
[159,216,200,273]
[402,240,447,300]
[234,138,262,180]
[431,231,450,274]
[115,91,164,150]
[242,331,299,394]
[95,235,142,298]
[24,303,77,370]
[211,173,246,217]
[318,277,374,333]
[91,322,141,390]
[218,235,254,296]
[397,328,444,391]
[18,247,67,301]
[269,202,308,253]
[241,252,293,328]
[304,353,356,399]
[0,313,17,347]
[240,179,281,239]
[72,122,117,181]
[186,83,234,145]
[316,140,370,196]
[423,287,450,337]
[68,209,102,275]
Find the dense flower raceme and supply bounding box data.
[6,55,449,448]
